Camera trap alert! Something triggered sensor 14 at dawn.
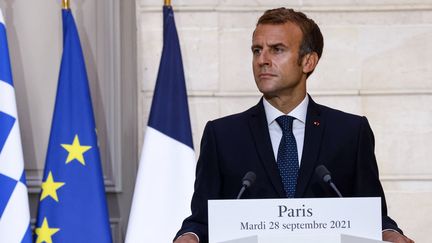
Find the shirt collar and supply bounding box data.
[263,95,309,126]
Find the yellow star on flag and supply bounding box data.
[61,134,92,165]
[35,217,60,243]
[40,171,65,202]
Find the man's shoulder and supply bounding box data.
[314,102,368,128]
[318,103,363,119]
[210,102,261,126]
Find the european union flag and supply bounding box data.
[35,9,112,243]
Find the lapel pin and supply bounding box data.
[313,121,320,126]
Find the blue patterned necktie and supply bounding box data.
[276,115,299,198]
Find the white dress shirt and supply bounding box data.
[262,95,309,164]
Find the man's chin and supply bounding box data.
[256,84,277,96]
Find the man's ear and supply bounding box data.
[302,52,319,74]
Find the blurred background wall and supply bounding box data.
[1,0,430,241]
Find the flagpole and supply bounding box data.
[62,0,70,9]
[164,0,171,6]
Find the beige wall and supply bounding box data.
[138,1,432,241]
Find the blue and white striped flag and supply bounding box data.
[0,9,32,243]
[126,5,196,243]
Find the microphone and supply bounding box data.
[236,171,256,199]
[315,165,343,198]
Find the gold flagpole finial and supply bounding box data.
[62,0,70,10]
[164,0,171,6]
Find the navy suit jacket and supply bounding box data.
[175,96,401,242]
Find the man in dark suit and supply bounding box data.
[174,8,414,243]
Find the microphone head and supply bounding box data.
[315,165,332,183]
[242,171,256,188]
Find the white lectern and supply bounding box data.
[218,234,388,243]
[208,198,389,243]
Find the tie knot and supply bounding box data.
[276,115,294,133]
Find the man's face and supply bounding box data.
[252,23,307,99]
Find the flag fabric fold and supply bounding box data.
[126,5,196,242]
[0,9,32,243]
[35,9,112,243]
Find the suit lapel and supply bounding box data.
[248,99,286,197]
[295,95,325,197]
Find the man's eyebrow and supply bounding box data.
[251,42,288,50]
[268,43,288,48]
[251,44,262,50]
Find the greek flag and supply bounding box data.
[126,5,196,243]
[0,9,32,243]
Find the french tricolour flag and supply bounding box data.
[125,5,196,243]
[0,9,32,242]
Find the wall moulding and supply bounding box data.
[142,89,432,98]
[138,4,432,13]
[381,175,432,181]
[381,175,432,193]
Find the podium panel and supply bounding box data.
[208,198,382,243]
[219,234,389,243]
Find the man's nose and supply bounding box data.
[257,50,271,67]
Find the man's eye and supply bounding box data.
[252,48,261,55]
[273,47,284,53]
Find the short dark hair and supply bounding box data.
[257,8,324,61]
